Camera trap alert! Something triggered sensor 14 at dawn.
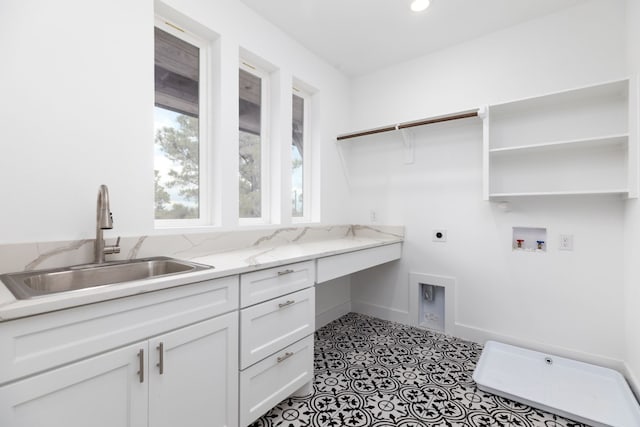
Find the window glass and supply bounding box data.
[239,67,263,219]
[292,93,304,217]
[154,27,201,220]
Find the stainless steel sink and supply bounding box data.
[0,257,214,300]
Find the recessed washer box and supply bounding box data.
[512,227,546,252]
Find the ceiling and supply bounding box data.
[239,0,586,77]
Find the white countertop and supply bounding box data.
[0,232,402,322]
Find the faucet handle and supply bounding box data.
[104,236,121,255]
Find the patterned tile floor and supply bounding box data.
[251,313,588,427]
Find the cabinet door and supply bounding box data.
[0,342,148,427]
[148,312,239,427]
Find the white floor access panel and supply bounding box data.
[473,341,640,427]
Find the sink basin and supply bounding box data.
[0,257,214,300]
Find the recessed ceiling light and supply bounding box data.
[410,0,431,12]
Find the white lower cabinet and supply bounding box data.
[0,276,239,386]
[0,276,239,427]
[238,267,316,426]
[0,313,238,427]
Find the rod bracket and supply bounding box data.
[400,128,415,164]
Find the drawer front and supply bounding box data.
[316,242,402,283]
[0,276,239,385]
[240,287,314,369]
[240,261,315,307]
[239,335,314,427]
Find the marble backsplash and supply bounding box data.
[0,225,404,275]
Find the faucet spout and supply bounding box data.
[95,185,119,263]
[97,185,113,230]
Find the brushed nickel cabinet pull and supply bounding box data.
[137,349,144,383]
[278,300,295,309]
[277,352,294,363]
[157,342,164,375]
[277,269,294,276]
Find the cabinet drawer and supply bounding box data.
[240,261,315,307]
[240,287,314,369]
[239,335,314,427]
[316,242,402,283]
[0,276,239,385]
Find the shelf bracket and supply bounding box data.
[335,139,352,189]
[400,128,415,165]
[478,105,488,120]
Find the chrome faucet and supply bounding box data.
[95,185,120,264]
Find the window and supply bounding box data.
[153,20,208,224]
[239,63,269,222]
[292,88,311,220]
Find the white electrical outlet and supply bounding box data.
[370,210,377,223]
[432,229,447,242]
[559,234,573,251]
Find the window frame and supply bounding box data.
[291,86,312,223]
[238,60,271,225]
[153,16,211,228]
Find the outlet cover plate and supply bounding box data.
[559,234,573,251]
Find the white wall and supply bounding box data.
[624,0,640,394]
[0,0,352,244]
[347,1,626,132]
[315,276,351,328]
[0,0,155,243]
[347,0,630,368]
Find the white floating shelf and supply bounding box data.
[489,189,629,198]
[482,76,636,200]
[489,78,629,116]
[489,134,628,154]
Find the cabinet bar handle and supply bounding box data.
[157,342,164,375]
[277,352,294,363]
[137,349,144,383]
[277,269,294,276]
[278,300,295,308]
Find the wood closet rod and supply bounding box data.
[336,109,479,141]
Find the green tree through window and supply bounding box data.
[154,110,200,219]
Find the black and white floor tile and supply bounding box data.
[251,313,588,427]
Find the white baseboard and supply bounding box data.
[351,301,409,325]
[316,301,352,329]
[454,321,627,373]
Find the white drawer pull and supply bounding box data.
[278,300,295,308]
[277,269,294,276]
[277,352,294,363]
